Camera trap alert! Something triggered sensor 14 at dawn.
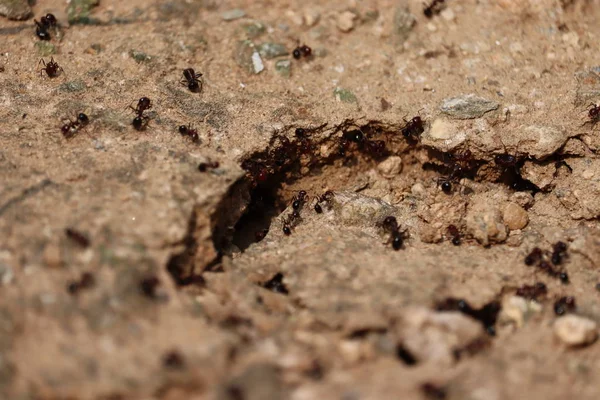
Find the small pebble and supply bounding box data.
[554,315,598,347]
[440,94,499,119]
[0,0,32,20]
[377,156,402,178]
[393,7,416,42]
[304,9,320,27]
[503,202,529,230]
[221,8,246,21]
[337,11,357,32]
[43,243,62,268]
[275,59,291,78]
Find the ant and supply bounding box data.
[181,68,203,93]
[132,115,150,131]
[524,247,543,266]
[67,272,95,295]
[292,190,308,210]
[314,190,334,213]
[380,216,408,251]
[61,113,89,139]
[293,43,312,59]
[34,13,58,40]
[436,149,474,194]
[554,296,576,316]
[139,276,161,298]
[179,124,200,143]
[551,241,568,265]
[282,209,301,235]
[423,0,446,18]
[515,282,547,301]
[446,225,461,246]
[39,57,63,78]
[584,103,600,128]
[198,160,219,172]
[65,228,90,248]
[524,243,570,283]
[128,97,152,115]
[401,115,424,141]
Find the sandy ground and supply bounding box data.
[1,0,600,399]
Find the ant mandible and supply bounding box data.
[181,68,203,93]
[39,57,63,78]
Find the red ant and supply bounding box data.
[61,113,89,139]
[179,124,200,143]
[314,190,334,213]
[39,57,63,78]
[181,68,203,93]
[423,0,446,18]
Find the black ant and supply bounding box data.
[524,247,543,266]
[436,149,474,194]
[293,43,312,59]
[446,225,461,246]
[39,57,63,78]
[65,228,90,248]
[34,14,58,40]
[401,115,424,141]
[178,125,200,143]
[181,68,203,93]
[585,103,600,128]
[61,113,89,139]
[551,241,568,265]
[131,115,149,131]
[128,97,152,115]
[198,160,219,172]
[423,0,446,18]
[139,276,161,298]
[282,209,301,235]
[263,272,289,294]
[515,282,547,301]
[380,216,408,251]
[314,190,334,213]
[524,243,570,283]
[553,296,576,315]
[292,190,308,210]
[67,272,95,295]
